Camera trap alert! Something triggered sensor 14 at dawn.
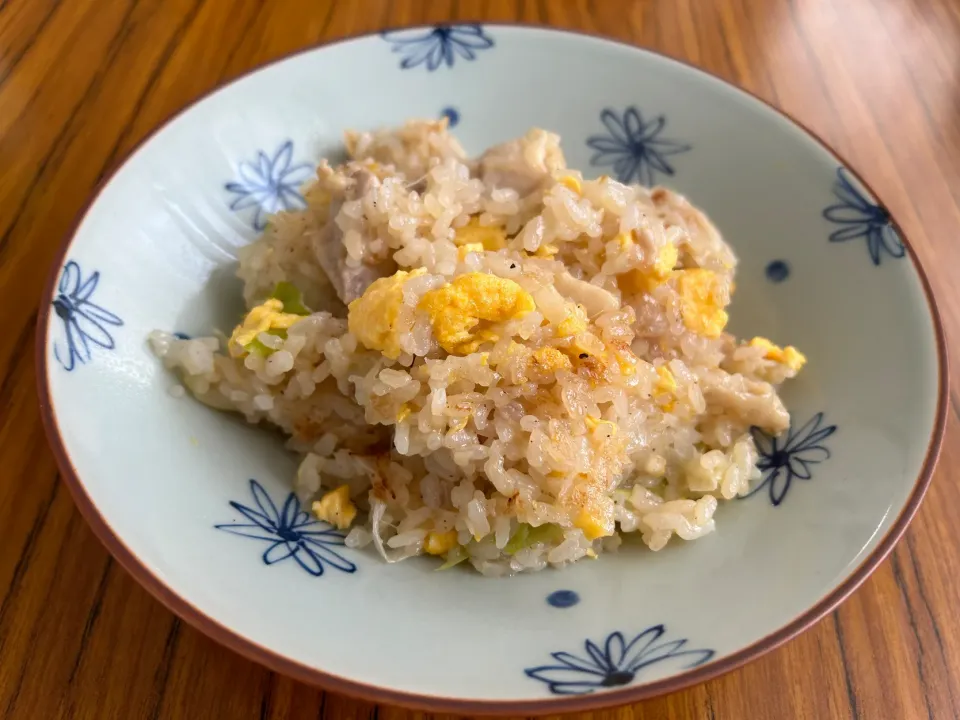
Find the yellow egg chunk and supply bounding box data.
[558,175,582,194]
[615,355,636,377]
[617,242,679,295]
[418,273,536,354]
[453,217,507,251]
[396,404,413,423]
[573,507,615,541]
[457,242,485,261]
[654,366,677,411]
[347,268,426,359]
[585,415,617,434]
[749,337,807,372]
[424,530,458,555]
[675,269,729,337]
[229,298,301,357]
[556,304,588,337]
[655,366,677,394]
[653,242,679,278]
[533,243,559,257]
[531,347,573,374]
[312,485,357,530]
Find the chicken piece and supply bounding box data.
[478,128,566,196]
[312,168,398,304]
[554,272,619,317]
[649,187,737,272]
[698,369,790,433]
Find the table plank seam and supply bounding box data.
[713,17,740,85]
[215,2,272,83]
[780,0,846,132]
[738,0,782,105]
[0,0,66,89]
[259,673,274,720]
[706,691,718,720]
[314,2,338,51]
[2,483,76,718]
[94,0,209,185]
[949,393,960,427]
[0,310,37,412]
[889,551,939,720]
[146,617,181,720]
[903,534,960,714]
[832,613,862,720]
[0,0,140,260]
[536,0,550,24]
[65,559,113,686]
[0,475,61,642]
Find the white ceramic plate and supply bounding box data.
[37,25,946,714]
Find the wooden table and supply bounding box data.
[2,0,959,717]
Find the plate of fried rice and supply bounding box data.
[38,25,946,714]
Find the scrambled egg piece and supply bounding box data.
[558,175,582,194]
[531,347,573,374]
[348,268,426,359]
[396,404,413,423]
[312,485,357,530]
[457,242,485,261]
[453,217,507,251]
[418,273,536,354]
[573,506,614,541]
[611,342,639,377]
[585,415,617,435]
[654,366,677,411]
[675,269,729,337]
[615,232,632,251]
[533,243,559,257]
[749,337,807,371]
[424,530,459,555]
[569,474,616,541]
[655,366,677,394]
[556,304,588,337]
[618,242,679,295]
[229,299,301,357]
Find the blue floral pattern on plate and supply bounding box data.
[225,140,313,231]
[765,260,790,283]
[746,412,838,506]
[52,260,123,372]
[546,590,580,608]
[525,626,714,695]
[440,106,460,127]
[215,479,356,576]
[586,107,691,186]
[382,25,494,71]
[823,167,904,265]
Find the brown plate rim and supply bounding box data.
[34,22,949,716]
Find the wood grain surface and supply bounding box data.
[2,0,959,717]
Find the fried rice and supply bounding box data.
[149,119,805,576]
